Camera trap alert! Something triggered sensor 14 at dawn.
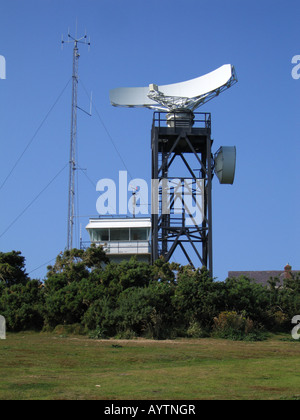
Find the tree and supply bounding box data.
[43,245,109,328]
[173,266,223,328]
[46,245,109,282]
[43,279,88,328]
[0,251,29,287]
[223,276,271,328]
[151,257,178,284]
[276,272,300,324]
[115,280,176,339]
[0,279,44,331]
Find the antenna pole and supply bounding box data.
[62,29,90,250]
[132,191,136,218]
[68,40,78,251]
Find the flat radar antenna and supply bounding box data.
[110,64,237,111]
[62,28,91,250]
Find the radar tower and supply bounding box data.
[110,65,237,276]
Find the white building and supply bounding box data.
[86,217,151,263]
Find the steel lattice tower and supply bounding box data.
[151,111,213,275]
[62,30,90,250]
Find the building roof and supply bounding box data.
[228,264,299,287]
[227,271,285,287]
[86,217,151,230]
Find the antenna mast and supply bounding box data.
[62,29,90,250]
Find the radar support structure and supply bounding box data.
[151,110,213,276]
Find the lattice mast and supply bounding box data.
[62,29,90,250]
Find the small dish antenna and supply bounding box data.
[214,146,236,185]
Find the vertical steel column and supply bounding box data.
[206,132,213,278]
[161,151,169,258]
[151,119,159,263]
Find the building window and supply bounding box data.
[93,229,109,242]
[89,226,150,243]
[110,228,130,241]
[130,228,149,241]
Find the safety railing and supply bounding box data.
[152,111,211,130]
[81,240,151,255]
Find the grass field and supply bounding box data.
[0,332,299,400]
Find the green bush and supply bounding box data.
[53,323,85,336]
[1,248,299,340]
[212,311,267,341]
[173,266,224,329]
[115,281,176,339]
[187,320,210,338]
[0,280,44,331]
[89,325,107,339]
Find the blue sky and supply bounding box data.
[0,0,299,281]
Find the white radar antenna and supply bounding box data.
[109,64,237,112]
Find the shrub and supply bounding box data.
[89,325,107,339]
[224,276,270,326]
[53,323,85,336]
[115,282,176,339]
[173,266,223,329]
[187,319,210,338]
[0,280,44,331]
[213,311,256,340]
[83,296,117,337]
[2,247,299,339]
